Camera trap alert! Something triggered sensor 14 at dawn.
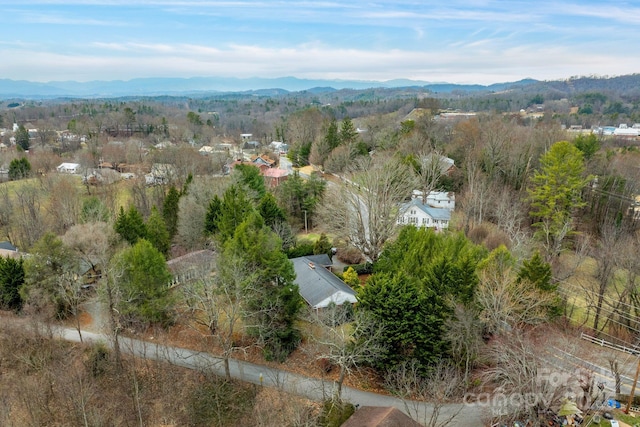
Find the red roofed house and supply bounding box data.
[262,168,289,188]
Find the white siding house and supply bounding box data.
[411,190,455,210]
[398,198,451,231]
[57,162,81,174]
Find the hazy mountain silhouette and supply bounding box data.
[0,74,637,99]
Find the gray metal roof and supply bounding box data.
[400,198,451,221]
[303,253,332,267]
[0,241,17,252]
[292,256,357,308]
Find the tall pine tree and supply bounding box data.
[162,186,181,239]
[146,206,170,257]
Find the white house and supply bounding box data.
[411,190,455,210]
[269,141,289,154]
[198,145,215,155]
[397,198,451,231]
[57,162,81,174]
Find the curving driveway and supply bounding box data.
[49,325,486,426]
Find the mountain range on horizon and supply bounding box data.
[0,74,638,100]
[0,76,540,99]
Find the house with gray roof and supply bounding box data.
[397,198,451,231]
[292,255,357,309]
[0,241,21,260]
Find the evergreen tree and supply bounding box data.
[146,206,171,256]
[225,212,302,361]
[233,163,266,200]
[0,256,25,311]
[364,227,486,370]
[573,133,600,160]
[204,194,223,235]
[357,272,446,371]
[276,171,326,229]
[217,185,255,243]
[114,205,147,245]
[21,232,78,315]
[162,186,181,239]
[528,141,590,259]
[8,157,31,180]
[258,192,286,228]
[324,119,340,150]
[15,124,30,151]
[339,116,358,145]
[115,239,174,326]
[517,250,561,321]
[313,233,333,259]
[517,251,554,292]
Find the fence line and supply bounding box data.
[580,332,640,356]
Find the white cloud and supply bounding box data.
[2,41,639,85]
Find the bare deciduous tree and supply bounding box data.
[181,250,251,380]
[43,174,81,233]
[445,304,484,386]
[307,306,385,400]
[476,263,555,336]
[319,155,415,262]
[12,181,46,248]
[481,331,573,424]
[414,150,448,205]
[385,358,463,427]
[177,177,226,250]
[460,159,491,230]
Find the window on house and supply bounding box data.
[409,217,417,224]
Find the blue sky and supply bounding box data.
[1,0,639,84]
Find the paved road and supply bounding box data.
[50,325,485,426]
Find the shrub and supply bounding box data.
[318,399,355,427]
[344,262,373,275]
[187,378,257,426]
[336,246,364,264]
[467,224,489,245]
[285,242,315,258]
[87,342,111,377]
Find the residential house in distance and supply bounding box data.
[262,168,289,188]
[397,198,451,231]
[411,190,455,210]
[198,145,215,155]
[167,249,215,287]
[56,162,81,174]
[269,141,289,154]
[0,241,21,259]
[251,154,276,168]
[422,153,456,176]
[291,254,357,309]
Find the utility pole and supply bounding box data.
[304,210,308,233]
[626,357,640,414]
